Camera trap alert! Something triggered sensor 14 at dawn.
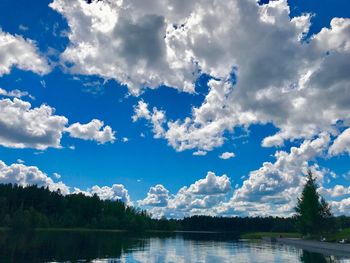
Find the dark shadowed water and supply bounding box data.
[0,230,349,263]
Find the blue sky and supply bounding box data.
[0,0,349,218]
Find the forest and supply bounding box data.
[1,183,349,233]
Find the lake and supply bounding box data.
[0,230,349,263]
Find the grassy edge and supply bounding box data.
[240,232,300,239]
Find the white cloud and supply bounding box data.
[49,0,198,95]
[0,98,116,149]
[86,184,131,204]
[138,171,231,218]
[0,98,68,149]
[319,185,350,198]
[138,184,169,207]
[193,150,207,156]
[331,198,350,215]
[0,160,70,195]
[219,152,235,160]
[68,0,344,152]
[0,88,30,98]
[262,134,285,148]
[132,100,166,138]
[66,119,116,144]
[0,29,50,76]
[122,137,129,142]
[329,128,350,156]
[188,171,231,195]
[73,185,131,204]
[53,172,61,179]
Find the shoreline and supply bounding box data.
[0,227,235,234]
[276,238,350,257]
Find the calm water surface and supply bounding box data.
[0,231,349,263]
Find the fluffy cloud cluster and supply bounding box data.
[74,184,131,204]
[139,135,340,218]
[0,29,50,76]
[320,185,350,198]
[0,160,70,195]
[0,98,68,149]
[234,135,330,201]
[79,0,349,153]
[0,98,116,149]
[188,172,231,195]
[139,172,232,218]
[331,198,350,215]
[329,128,350,156]
[138,184,169,207]
[139,135,350,218]
[49,0,199,95]
[66,119,116,144]
[218,134,335,216]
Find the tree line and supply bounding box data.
[0,182,349,235]
[0,184,152,231]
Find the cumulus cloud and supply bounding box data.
[0,160,70,195]
[72,0,346,152]
[88,184,131,204]
[49,0,198,95]
[219,134,331,216]
[0,98,68,149]
[331,198,350,215]
[188,172,231,195]
[329,128,350,156]
[319,185,350,198]
[138,184,169,207]
[219,152,235,160]
[66,119,116,144]
[0,29,50,76]
[0,98,116,149]
[73,185,131,204]
[72,184,131,204]
[138,172,231,218]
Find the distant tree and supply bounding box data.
[295,170,333,236]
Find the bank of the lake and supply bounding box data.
[276,238,350,258]
[240,232,300,239]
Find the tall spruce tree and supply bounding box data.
[295,170,332,236]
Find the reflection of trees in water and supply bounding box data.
[0,230,145,263]
[300,250,336,263]
[180,232,240,241]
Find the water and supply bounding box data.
[0,230,349,263]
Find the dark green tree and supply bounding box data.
[295,170,333,236]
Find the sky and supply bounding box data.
[0,0,349,218]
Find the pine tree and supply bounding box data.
[295,170,332,236]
